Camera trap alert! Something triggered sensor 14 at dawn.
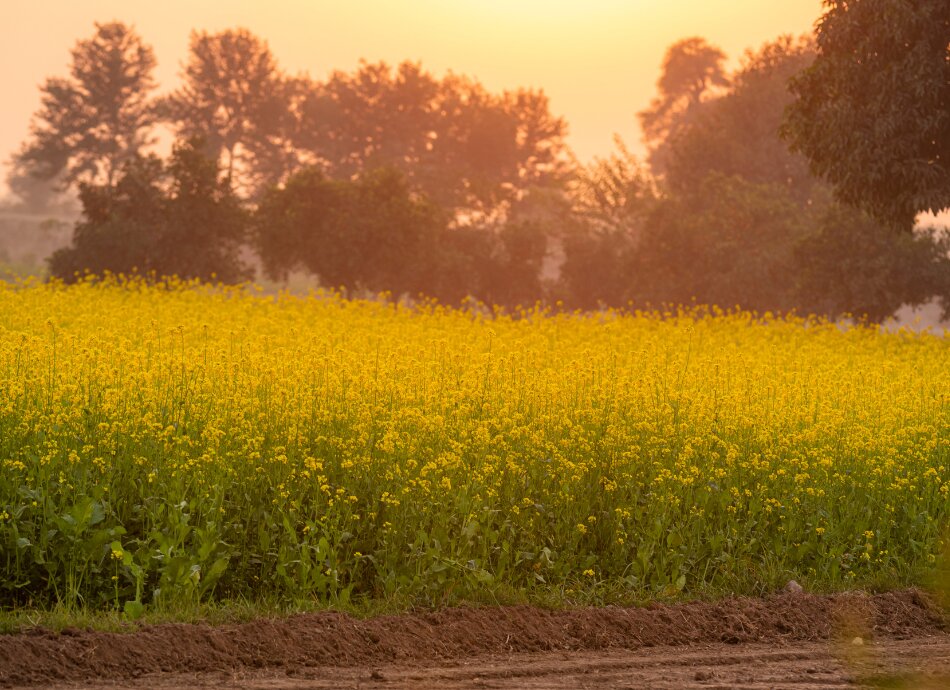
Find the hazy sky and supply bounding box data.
[0,0,824,192]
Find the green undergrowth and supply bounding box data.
[0,570,937,636]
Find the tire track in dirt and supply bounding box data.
[1,589,946,688]
[25,637,950,689]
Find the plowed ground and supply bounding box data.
[2,590,948,689]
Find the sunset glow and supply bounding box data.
[0,1,823,192]
[3,1,950,671]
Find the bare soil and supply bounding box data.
[2,589,947,689]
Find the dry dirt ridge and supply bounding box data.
[2,589,948,689]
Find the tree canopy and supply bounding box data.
[638,37,729,174]
[10,22,159,191]
[162,46,569,213]
[11,21,950,323]
[784,0,950,228]
[162,28,291,195]
[254,166,444,295]
[658,36,820,205]
[49,138,249,283]
[294,60,569,216]
[564,33,950,319]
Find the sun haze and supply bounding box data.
[0,0,823,191]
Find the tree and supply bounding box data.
[11,22,159,191]
[254,164,556,305]
[632,174,804,313]
[153,139,250,282]
[293,62,442,182]
[163,28,291,195]
[658,36,821,205]
[638,37,729,174]
[794,206,950,321]
[559,227,638,310]
[49,139,250,283]
[293,61,569,216]
[48,157,166,280]
[783,0,950,228]
[559,138,656,308]
[254,166,444,295]
[571,136,656,239]
[623,33,950,321]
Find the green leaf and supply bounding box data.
[201,557,229,592]
[124,600,145,620]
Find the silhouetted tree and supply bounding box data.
[784,0,950,228]
[572,137,656,238]
[293,62,441,180]
[254,166,444,295]
[476,220,550,307]
[11,22,159,191]
[49,138,250,282]
[255,163,556,305]
[155,139,250,281]
[660,36,820,205]
[293,61,569,216]
[162,28,292,195]
[632,174,804,313]
[638,37,728,175]
[559,228,637,310]
[559,139,656,308]
[48,157,165,280]
[617,33,950,321]
[794,206,950,321]
[422,219,550,308]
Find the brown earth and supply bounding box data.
[1,589,948,689]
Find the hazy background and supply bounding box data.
[2,0,946,328]
[0,0,823,193]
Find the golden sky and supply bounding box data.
[0,0,823,193]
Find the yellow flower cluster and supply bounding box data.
[0,276,947,606]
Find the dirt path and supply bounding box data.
[26,636,950,689]
[2,590,947,689]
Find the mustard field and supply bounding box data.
[1,278,948,612]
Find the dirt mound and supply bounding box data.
[0,589,944,687]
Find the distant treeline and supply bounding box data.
[7,19,950,321]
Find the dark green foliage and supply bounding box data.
[634,174,805,313]
[588,32,950,320]
[255,166,551,306]
[255,167,445,295]
[49,139,250,283]
[444,220,549,308]
[795,206,950,321]
[48,158,165,281]
[784,0,950,227]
